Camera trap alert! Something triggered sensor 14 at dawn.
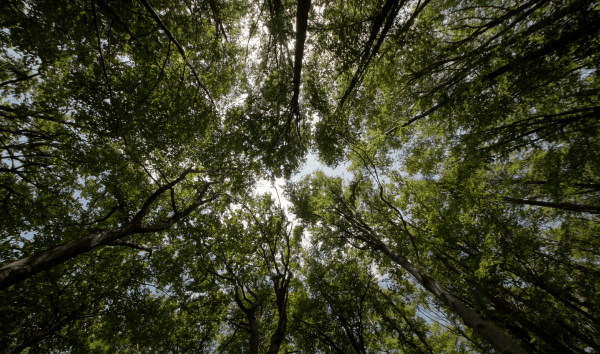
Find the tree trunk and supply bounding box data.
[368,235,529,354]
[266,276,290,354]
[0,183,217,290]
[436,252,578,353]
[0,225,140,290]
[233,286,263,354]
[289,0,311,114]
[248,314,260,354]
[503,197,600,214]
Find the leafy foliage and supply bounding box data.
[1,0,599,353]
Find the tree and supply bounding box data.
[189,193,297,354]
[2,0,599,352]
[287,170,529,354]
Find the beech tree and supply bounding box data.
[1,0,599,353]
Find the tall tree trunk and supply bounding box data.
[0,181,217,290]
[367,234,529,354]
[233,286,263,354]
[503,197,600,214]
[289,0,311,114]
[248,314,260,354]
[266,275,291,354]
[436,252,579,353]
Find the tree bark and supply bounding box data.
[0,179,218,290]
[436,252,577,354]
[233,286,263,354]
[266,275,291,354]
[289,0,311,115]
[367,235,529,354]
[248,314,260,354]
[503,197,600,214]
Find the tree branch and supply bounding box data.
[139,0,215,108]
[108,240,153,253]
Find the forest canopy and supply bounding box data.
[1,0,599,353]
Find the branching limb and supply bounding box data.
[139,0,215,108]
[108,240,153,252]
[0,73,41,88]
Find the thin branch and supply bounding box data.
[0,73,40,88]
[139,0,215,108]
[108,240,153,252]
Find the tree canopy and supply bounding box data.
[1,0,599,353]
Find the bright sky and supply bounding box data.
[254,152,350,212]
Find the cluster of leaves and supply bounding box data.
[1,0,599,353]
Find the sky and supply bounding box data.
[254,152,350,212]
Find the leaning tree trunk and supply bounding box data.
[436,252,579,354]
[0,178,218,290]
[503,197,600,214]
[367,234,529,354]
